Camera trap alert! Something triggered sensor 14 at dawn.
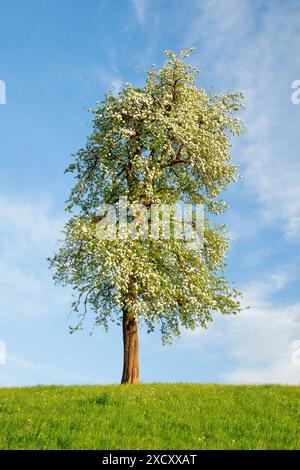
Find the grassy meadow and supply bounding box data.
[0,383,299,450]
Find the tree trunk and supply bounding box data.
[121,311,139,384]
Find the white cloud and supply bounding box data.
[7,354,48,371]
[132,0,149,26]
[188,0,300,241]
[0,195,64,257]
[0,195,68,318]
[111,78,123,96]
[180,1,300,384]
[226,360,300,385]
[186,269,300,384]
[74,64,124,100]
[0,354,107,387]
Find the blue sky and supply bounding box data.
[1,0,300,386]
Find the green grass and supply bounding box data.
[0,384,299,450]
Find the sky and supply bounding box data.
[0,0,300,386]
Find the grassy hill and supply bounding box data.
[0,383,299,450]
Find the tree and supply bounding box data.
[49,49,244,384]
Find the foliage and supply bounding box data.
[49,49,244,342]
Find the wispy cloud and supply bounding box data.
[74,64,124,101]
[0,194,68,318]
[0,354,107,387]
[185,269,300,384]
[111,78,123,96]
[178,0,300,384]
[132,0,149,26]
[0,195,64,255]
[188,0,300,242]
[7,354,49,371]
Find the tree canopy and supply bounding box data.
[49,49,243,351]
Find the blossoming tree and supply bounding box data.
[49,49,244,384]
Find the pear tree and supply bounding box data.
[49,49,243,384]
